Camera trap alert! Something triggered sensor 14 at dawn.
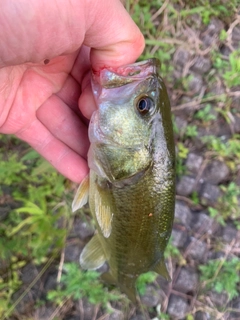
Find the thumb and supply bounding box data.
[84,0,145,70]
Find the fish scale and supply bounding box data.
[72,58,175,303]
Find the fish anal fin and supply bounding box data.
[72,175,89,212]
[80,234,105,270]
[95,185,113,238]
[153,259,171,281]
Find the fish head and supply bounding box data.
[89,59,174,182]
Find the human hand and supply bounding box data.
[0,0,144,183]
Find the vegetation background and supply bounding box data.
[0,0,240,319]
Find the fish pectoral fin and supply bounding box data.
[72,175,89,212]
[80,234,106,270]
[153,259,171,281]
[95,186,113,238]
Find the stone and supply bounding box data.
[186,237,207,262]
[222,225,238,243]
[64,241,84,262]
[167,294,189,319]
[200,183,221,206]
[233,115,240,133]
[174,116,188,134]
[202,160,230,184]
[173,48,190,67]
[186,153,203,174]
[204,18,224,37]
[140,285,162,307]
[191,56,211,74]
[171,228,188,248]
[195,311,211,320]
[229,297,240,319]
[0,205,9,221]
[109,310,124,320]
[208,290,229,308]
[176,175,196,196]
[130,315,146,320]
[34,306,56,320]
[44,271,58,292]
[173,267,199,293]
[232,25,240,44]
[191,212,215,235]
[71,217,95,240]
[188,73,203,94]
[174,201,192,228]
[21,263,39,285]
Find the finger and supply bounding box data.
[36,95,89,158]
[84,0,145,70]
[78,72,97,120]
[56,74,81,113]
[16,117,89,183]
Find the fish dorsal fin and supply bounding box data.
[72,175,89,212]
[80,233,106,270]
[153,259,171,281]
[95,186,113,238]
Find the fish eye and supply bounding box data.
[136,96,154,115]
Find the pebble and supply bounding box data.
[233,115,240,133]
[208,290,229,307]
[167,294,189,319]
[64,241,84,262]
[186,153,204,174]
[195,311,211,320]
[71,217,95,240]
[174,201,192,228]
[176,175,196,196]
[200,183,221,206]
[109,310,125,320]
[171,228,188,248]
[201,160,230,185]
[173,267,199,293]
[140,285,163,307]
[232,25,240,46]
[191,212,215,235]
[191,56,211,74]
[188,73,203,94]
[222,225,238,243]
[229,297,240,319]
[186,237,207,262]
[173,48,191,67]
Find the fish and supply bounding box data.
[72,58,175,303]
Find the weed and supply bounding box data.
[199,257,240,299]
[194,104,217,122]
[136,271,158,296]
[47,262,119,306]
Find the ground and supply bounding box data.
[0,1,240,319]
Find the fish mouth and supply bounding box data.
[92,58,159,93]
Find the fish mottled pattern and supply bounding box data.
[72,58,175,302]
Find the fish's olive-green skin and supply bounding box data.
[84,59,175,301]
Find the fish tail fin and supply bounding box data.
[101,272,138,304]
[153,259,171,281]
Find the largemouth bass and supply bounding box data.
[72,58,175,302]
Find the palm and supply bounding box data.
[0,50,91,182]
